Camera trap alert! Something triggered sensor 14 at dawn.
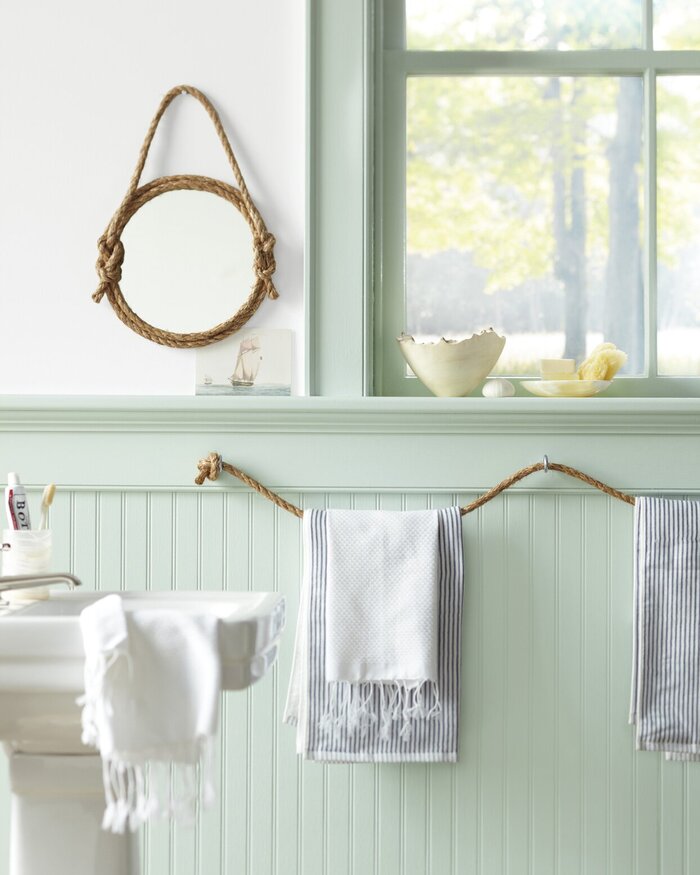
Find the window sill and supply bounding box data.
[384,375,700,398]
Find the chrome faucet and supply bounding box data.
[0,573,81,599]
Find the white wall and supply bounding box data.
[0,0,305,395]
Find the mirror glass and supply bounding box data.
[120,190,254,334]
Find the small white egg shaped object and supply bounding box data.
[482,378,515,398]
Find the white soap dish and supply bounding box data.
[521,380,612,398]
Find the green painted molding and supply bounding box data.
[0,396,698,435]
[0,397,696,493]
[307,0,373,396]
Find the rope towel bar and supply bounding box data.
[194,452,636,519]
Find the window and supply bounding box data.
[375,0,700,395]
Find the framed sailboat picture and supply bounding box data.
[195,329,292,396]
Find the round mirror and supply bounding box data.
[93,87,278,347]
[119,189,254,335]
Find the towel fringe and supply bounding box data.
[98,737,216,834]
[79,641,216,835]
[78,649,133,750]
[321,680,441,744]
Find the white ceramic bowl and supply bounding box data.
[397,330,506,397]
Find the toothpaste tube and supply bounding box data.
[6,473,32,530]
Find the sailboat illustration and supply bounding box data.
[229,335,262,387]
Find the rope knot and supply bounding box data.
[93,235,125,303]
[195,452,222,485]
[254,232,278,299]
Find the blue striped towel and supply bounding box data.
[284,507,464,762]
[630,497,700,760]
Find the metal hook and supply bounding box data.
[543,454,550,473]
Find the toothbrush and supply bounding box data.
[38,484,56,530]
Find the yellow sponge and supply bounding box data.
[577,343,627,381]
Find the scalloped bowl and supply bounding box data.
[397,331,506,397]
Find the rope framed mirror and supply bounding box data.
[92,85,278,348]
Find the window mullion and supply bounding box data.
[390,49,700,76]
[377,39,409,394]
[396,48,656,75]
[643,0,654,50]
[643,0,657,378]
[645,67,658,377]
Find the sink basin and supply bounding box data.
[0,589,285,875]
[0,589,285,752]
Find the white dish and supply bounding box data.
[521,380,612,398]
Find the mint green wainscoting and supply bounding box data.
[1,398,699,875]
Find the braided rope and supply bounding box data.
[458,460,635,515]
[194,453,636,518]
[93,85,278,348]
[195,453,304,519]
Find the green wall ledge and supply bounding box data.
[0,396,697,435]
[0,396,696,493]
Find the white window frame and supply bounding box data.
[306,0,700,398]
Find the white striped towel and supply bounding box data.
[630,496,700,760]
[284,507,464,762]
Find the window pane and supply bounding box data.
[406,0,642,51]
[657,77,700,375]
[406,76,644,375]
[654,1,700,49]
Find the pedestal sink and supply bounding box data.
[0,588,285,875]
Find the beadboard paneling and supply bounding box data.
[1,400,699,875]
[1,484,699,874]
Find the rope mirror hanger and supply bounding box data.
[92,85,278,348]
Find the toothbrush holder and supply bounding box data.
[1,529,53,601]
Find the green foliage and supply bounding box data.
[405,0,700,288]
[657,80,700,270]
[654,0,700,49]
[406,0,642,50]
[407,75,624,294]
[402,0,700,365]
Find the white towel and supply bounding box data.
[324,509,440,738]
[630,497,700,760]
[325,509,439,684]
[79,595,221,833]
[284,507,464,762]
